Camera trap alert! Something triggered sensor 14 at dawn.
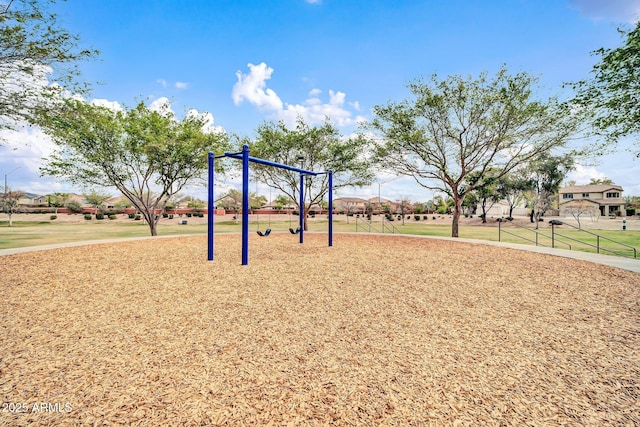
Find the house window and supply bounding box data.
[606,192,620,198]
[582,193,589,197]
[563,194,573,199]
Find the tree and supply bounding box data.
[47,192,69,214]
[244,118,373,231]
[370,67,579,237]
[0,0,98,134]
[524,154,574,229]
[39,99,229,236]
[565,200,597,229]
[496,171,533,219]
[84,190,110,215]
[589,177,614,185]
[2,189,24,226]
[217,189,242,213]
[464,169,504,223]
[273,194,292,210]
[570,22,640,157]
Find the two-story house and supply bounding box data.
[559,184,625,217]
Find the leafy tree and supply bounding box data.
[0,0,98,134]
[244,118,373,230]
[496,171,533,219]
[273,194,292,210]
[2,189,24,226]
[249,193,266,210]
[83,190,110,214]
[47,192,69,214]
[217,189,242,213]
[39,99,229,236]
[464,169,505,223]
[370,66,579,237]
[589,177,614,185]
[570,22,640,157]
[524,154,574,229]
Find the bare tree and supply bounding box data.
[3,189,24,227]
[565,201,598,229]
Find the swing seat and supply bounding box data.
[289,227,301,234]
[257,228,272,237]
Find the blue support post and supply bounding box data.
[328,170,333,247]
[207,152,214,260]
[241,145,250,265]
[299,174,305,244]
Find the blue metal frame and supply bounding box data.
[208,144,333,265]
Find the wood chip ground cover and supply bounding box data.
[1,234,639,426]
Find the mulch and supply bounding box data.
[1,234,639,426]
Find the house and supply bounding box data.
[333,197,367,214]
[559,184,625,217]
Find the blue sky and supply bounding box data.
[2,0,640,200]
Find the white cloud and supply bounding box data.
[175,81,189,89]
[305,0,322,4]
[568,0,640,23]
[91,98,122,111]
[156,78,167,88]
[566,163,607,184]
[148,96,174,115]
[186,109,226,134]
[231,62,366,128]
[232,62,284,111]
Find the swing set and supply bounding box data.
[208,144,333,265]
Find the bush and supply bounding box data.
[96,213,104,220]
[108,214,116,220]
[423,215,428,220]
[84,214,92,220]
[128,213,135,218]
[186,212,192,217]
[168,214,174,219]
[162,213,169,218]
[134,214,141,220]
[65,200,83,213]
[50,215,57,220]
[414,215,420,221]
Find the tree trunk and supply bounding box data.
[149,220,158,236]
[481,199,488,223]
[303,214,308,231]
[451,196,462,237]
[8,212,13,227]
[142,209,158,236]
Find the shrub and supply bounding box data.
[108,214,116,220]
[65,200,83,213]
[84,214,92,220]
[96,213,104,220]
[128,213,135,218]
[186,212,192,217]
[168,214,174,219]
[50,215,57,220]
[433,216,436,220]
[414,215,420,221]
[423,215,428,220]
[134,214,141,220]
[162,213,169,218]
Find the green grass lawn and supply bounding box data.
[1,217,639,258]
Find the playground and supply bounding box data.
[1,233,639,425]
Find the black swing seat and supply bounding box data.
[257,229,272,237]
[289,227,301,235]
